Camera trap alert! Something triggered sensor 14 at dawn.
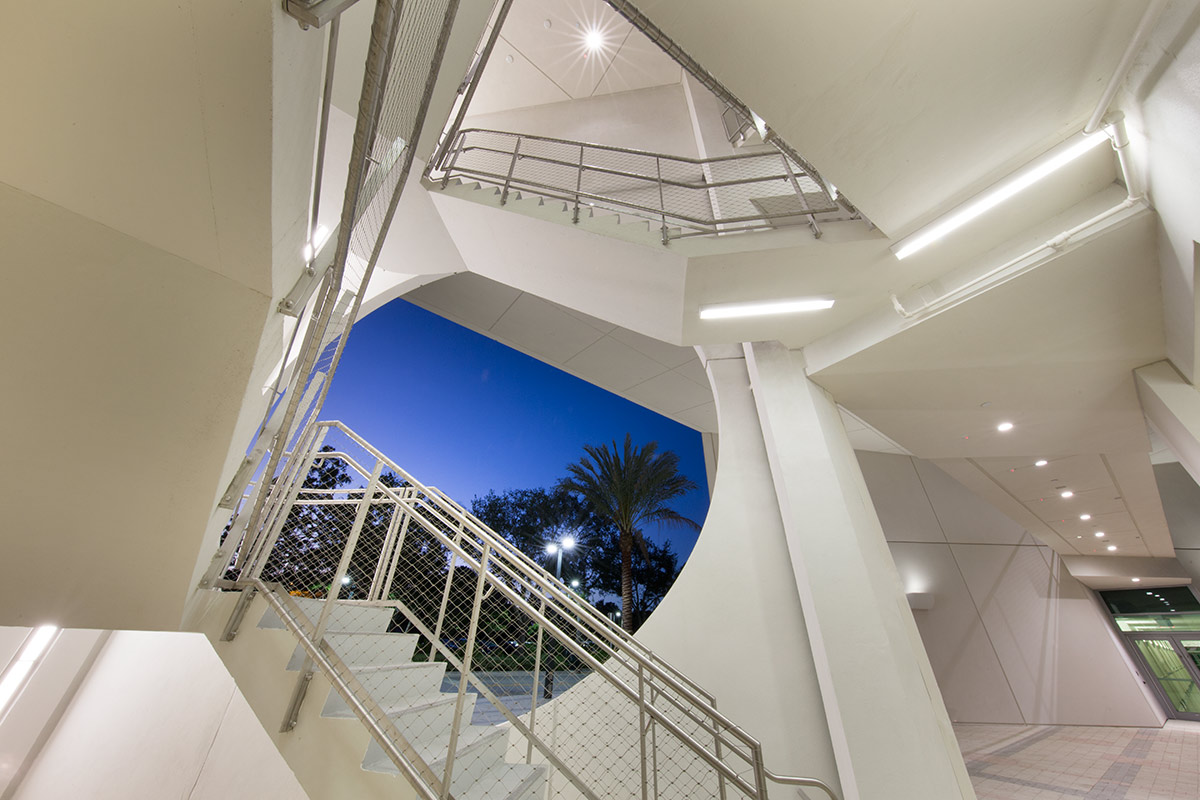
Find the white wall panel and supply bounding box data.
[860,452,1164,726]
[9,630,307,800]
[888,543,1023,724]
[857,452,946,543]
[912,459,1034,545]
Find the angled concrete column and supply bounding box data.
[636,348,839,793]
[743,341,974,800]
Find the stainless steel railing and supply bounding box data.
[215,420,837,800]
[429,127,848,243]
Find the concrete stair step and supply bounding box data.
[258,597,395,634]
[286,631,419,670]
[362,715,502,774]
[321,661,448,717]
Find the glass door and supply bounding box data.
[1129,636,1200,721]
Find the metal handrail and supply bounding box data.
[230,419,840,800]
[247,580,448,800]
[319,422,722,707]
[428,127,845,242]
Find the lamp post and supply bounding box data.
[543,535,576,699]
[544,535,575,580]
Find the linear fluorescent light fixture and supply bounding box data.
[699,297,834,320]
[891,130,1112,260]
[0,625,58,715]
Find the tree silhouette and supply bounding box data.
[560,434,698,633]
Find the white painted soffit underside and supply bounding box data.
[628,0,1148,237]
[399,270,906,451]
[467,0,684,117]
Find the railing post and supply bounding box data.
[638,663,650,800]
[282,457,384,734]
[369,498,404,600]
[656,156,669,245]
[780,152,822,239]
[379,488,415,600]
[440,129,466,188]
[318,456,385,623]
[442,543,492,799]
[527,595,547,763]
[247,426,330,581]
[500,135,522,206]
[573,144,585,223]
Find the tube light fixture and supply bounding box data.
[699,297,834,320]
[0,625,59,715]
[891,130,1112,260]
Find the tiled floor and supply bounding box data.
[956,722,1200,799]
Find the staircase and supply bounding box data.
[197,589,547,800]
[193,420,837,800]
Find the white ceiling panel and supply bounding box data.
[565,335,669,391]
[469,37,574,117]
[673,401,717,433]
[627,369,713,414]
[609,327,695,368]
[490,292,607,363]
[672,356,710,389]
[499,0,633,100]
[592,26,683,97]
[404,271,520,330]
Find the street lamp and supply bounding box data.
[544,535,576,580]
[543,535,577,700]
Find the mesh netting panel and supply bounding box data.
[241,423,768,800]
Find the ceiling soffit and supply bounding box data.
[631,0,1147,236]
[467,0,683,117]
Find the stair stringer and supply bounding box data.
[193,590,421,800]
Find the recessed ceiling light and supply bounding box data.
[1132,578,1141,583]
[891,130,1111,260]
[1076,535,1082,539]
[1095,531,1105,538]
[1035,459,1048,467]
[1107,545,1117,551]
[584,29,604,51]
[1060,490,1074,498]
[1080,514,1091,521]
[699,297,834,320]
[997,422,1014,432]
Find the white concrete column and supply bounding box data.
[636,348,840,792]
[742,340,974,800]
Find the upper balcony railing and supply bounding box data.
[428,128,853,243]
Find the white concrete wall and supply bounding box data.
[1125,5,1200,381]
[0,627,308,800]
[464,84,700,158]
[859,451,1166,726]
[0,1,322,631]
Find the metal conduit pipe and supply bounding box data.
[1084,0,1168,134]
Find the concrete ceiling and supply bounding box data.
[811,210,1170,557]
[403,271,906,452]
[630,0,1149,237]
[469,0,683,116]
[369,0,1181,566]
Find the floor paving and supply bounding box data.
[956,722,1200,800]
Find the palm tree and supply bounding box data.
[560,434,699,633]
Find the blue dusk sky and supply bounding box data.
[320,299,711,561]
